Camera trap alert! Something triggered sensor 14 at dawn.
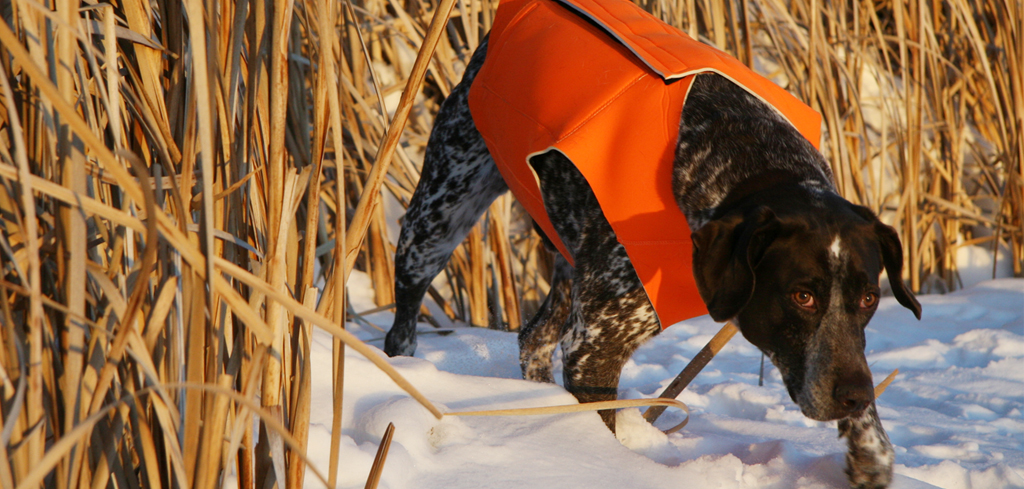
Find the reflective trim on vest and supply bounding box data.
[468,0,822,327]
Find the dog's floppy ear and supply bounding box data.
[691,206,780,321]
[850,205,922,319]
[874,220,922,319]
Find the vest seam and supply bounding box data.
[478,84,559,142]
[555,73,649,143]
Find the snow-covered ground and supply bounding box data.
[299,275,1024,488]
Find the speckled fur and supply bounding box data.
[839,404,895,488]
[673,75,835,231]
[530,151,663,428]
[518,253,573,383]
[385,38,507,357]
[387,35,920,489]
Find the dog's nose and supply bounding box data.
[833,378,874,415]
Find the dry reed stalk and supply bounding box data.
[328,173,348,489]
[59,7,93,482]
[487,196,522,329]
[320,10,353,489]
[467,225,489,327]
[0,0,1019,487]
[260,0,297,419]
[343,0,460,276]
[285,288,316,489]
[364,422,396,489]
[368,208,397,306]
[320,4,350,486]
[0,29,43,482]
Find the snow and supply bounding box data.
[297,277,1024,488]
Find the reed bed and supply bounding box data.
[0,0,1018,487]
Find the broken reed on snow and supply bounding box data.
[0,0,1019,487]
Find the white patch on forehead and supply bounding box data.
[830,236,843,259]
[827,235,847,314]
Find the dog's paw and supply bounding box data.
[839,404,894,489]
[384,330,417,357]
[843,450,894,489]
[521,361,555,383]
[519,343,558,383]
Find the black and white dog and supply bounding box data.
[385,32,921,488]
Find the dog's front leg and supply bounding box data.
[560,245,660,432]
[838,403,895,489]
[561,313,623,429]
[527,150,661,431]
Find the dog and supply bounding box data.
[384,1,922,486]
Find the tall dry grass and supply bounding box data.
[0,0,1019,487]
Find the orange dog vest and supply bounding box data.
[468,0,822,327]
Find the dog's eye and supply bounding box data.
[860,293,878,309]
[792,291,815,309]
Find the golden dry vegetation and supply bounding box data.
[0,0,1019,487]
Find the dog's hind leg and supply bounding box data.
[519,253,573,383]
[385,39,508,357]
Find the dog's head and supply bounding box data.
[691,191,921,420]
